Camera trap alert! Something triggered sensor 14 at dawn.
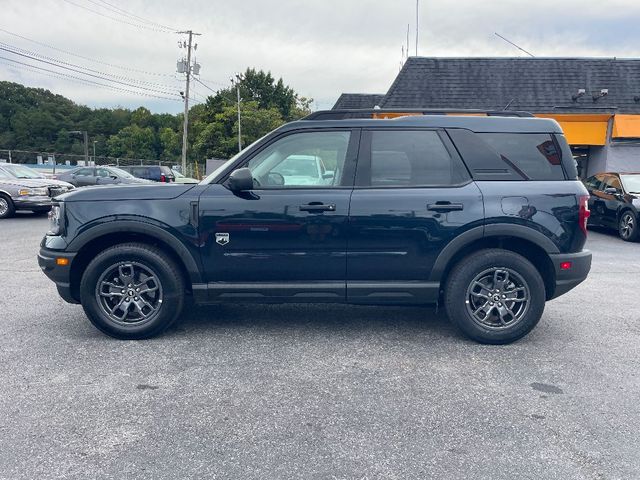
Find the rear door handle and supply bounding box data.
[299,203,336,212]
[427,202,464,212]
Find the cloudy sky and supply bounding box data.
[2,0,640,113]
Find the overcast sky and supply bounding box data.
[2,0,640,114]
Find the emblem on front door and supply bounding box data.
[215,233,230,245]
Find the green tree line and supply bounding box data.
[0,68,312,163]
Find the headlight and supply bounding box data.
[47,204,64,235]
[18,187,49,196]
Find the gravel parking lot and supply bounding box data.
[1,214,639,479]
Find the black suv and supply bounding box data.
[119,165,176,183]
[584,172,640,241]
[39,111,592,344]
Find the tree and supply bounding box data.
[106,125,156,159]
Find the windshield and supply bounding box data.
[2,164,45,179]
[621,175,640,193]
[109,167,135,179]
[172,169,185,178]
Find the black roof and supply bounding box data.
[332,93,385,110]
[381,57,640,114]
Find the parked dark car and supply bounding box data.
[584,172,640,241]
[119,165,175,183]
[39,110,592,344]
[0,163,74,218]
[53,166,152,187]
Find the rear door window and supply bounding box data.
[360,130,470,187]
[478,133,565,180]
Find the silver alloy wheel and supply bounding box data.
[620,212,634,240]
[465,267,530,330]
[0,197,8,217]
[95,261,163,326]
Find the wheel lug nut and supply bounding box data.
[136,288,140,292]
[121,289,125,294]
[490,302,494,306]
[134,296,138,300]
[502,295,506,298]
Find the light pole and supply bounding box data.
[93,141,97,164]
[232,73,243,152]
[69,130,89,165]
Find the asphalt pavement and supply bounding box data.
[1,214,639,479]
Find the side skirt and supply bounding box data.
[191,281,440,305]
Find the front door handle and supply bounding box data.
[299,203,336,212]
[427,202,464,212]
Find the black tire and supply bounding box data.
[444,249,545,345]
[79,242,185,339]
[0,194,15,219]
[618,210,640,242]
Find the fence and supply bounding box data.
[0,149,202,179]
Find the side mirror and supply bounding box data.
[322,170,335,180]
[604,187,618,195]
[228,168,254,192]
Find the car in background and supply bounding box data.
[118,165,175,183]
[584,172,640,241]
[0,163,74,218]
[271,155,335,186]
[53,166,152,187]
[171,169,199,184]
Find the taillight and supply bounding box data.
[160,174,166,182]
[578,195,590,235]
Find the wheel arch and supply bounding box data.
[67,221,201,302]
[431,225,558,301]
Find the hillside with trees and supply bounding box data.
[0,68,312,164]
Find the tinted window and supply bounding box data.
[132,167,149,177]
[366,130,470,187]
[584,176,602,191]
[479,133,565,180]
[246,131,351,188]
[603,176,622,193]
[96,168,111,177]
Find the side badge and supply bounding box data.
[215,233,230,246]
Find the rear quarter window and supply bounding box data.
[479,133,566,181]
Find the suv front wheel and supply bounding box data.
[444,249,545,344]
[79,243,185,339]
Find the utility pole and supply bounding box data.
[177,30,201,174]
[234,73,243,152]
[416,0,419,56]
[93,140,97,164]
[69,130,89,165]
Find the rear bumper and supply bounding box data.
[37,247,79,304]
[548,250,592,299]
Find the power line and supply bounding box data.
[90,0,179,31]
[0,56,181,101]
[0,41,180,92]
[0,27,178,77]
[0,45,181,97]
[60,0,175,33]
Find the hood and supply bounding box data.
[0,178,74,189]
[58,183,198,202]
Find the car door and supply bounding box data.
[346,128,483,304]
[584,175,603,225]
[197,129,359,301]
[72,167,97,187]
[96,167,118,185]
[600,175,624,227]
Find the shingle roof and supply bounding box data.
[332,93,385,110]
[381,57,640,114]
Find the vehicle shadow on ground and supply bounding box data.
[165,301,461,341]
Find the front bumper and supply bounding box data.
[548,250,592,299]
[38,246,79,304]
[14,195,54,210]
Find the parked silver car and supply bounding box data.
[0,163,74,219]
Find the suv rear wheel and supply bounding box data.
[79,243,185,339]
[444,249,545,344]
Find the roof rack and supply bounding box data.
[303,108,535,121]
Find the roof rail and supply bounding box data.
[303,108,535,121]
